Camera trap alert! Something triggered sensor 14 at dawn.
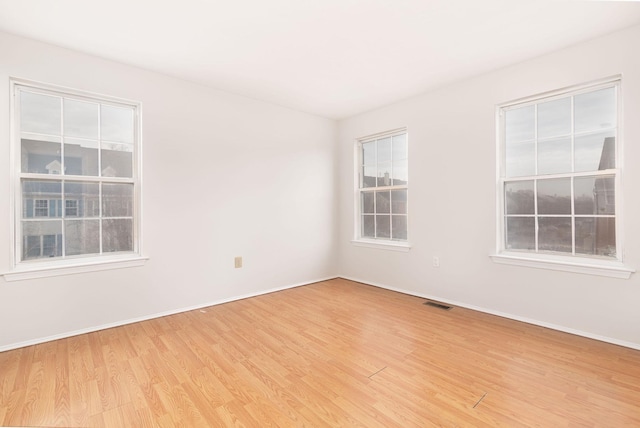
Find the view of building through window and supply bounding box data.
[358,130,408,242]
[15,83,138,262]
[501,82,618,258]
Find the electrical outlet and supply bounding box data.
[432,256,440,268]
[234,256,242,268]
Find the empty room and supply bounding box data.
[1,0,640,426]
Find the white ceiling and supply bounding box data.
[1,0,639,119]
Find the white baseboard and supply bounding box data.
[0,276,337,353]
[338,275,640,351]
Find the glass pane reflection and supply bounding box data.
[505,217,535,251]
[538,217,572,253]
[20,91,61,136]
[537,178,571,215]
[102,219,133,252]
[575,217,616,257]
[574,87,615,133]
[65,220,100,256]
[574,176,615,215]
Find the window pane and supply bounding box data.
[391,190,407,214]
[24,235,41,259]
[42,235,61,258]
[377,162,392,187]
[22,180,62,218]
[538,97,571,139]
[362,141,376,165]
[362,215,375,238]
[505,217,535,250]
[65,220,100,256]
[20,91,61,135]
[64,138,99,176]
[64,99,99,139]
[505,105,534,143]
[22,220,62,260]
[537,178,571,215]
[505,181,534,215]
[101,105,134,143]
[65,182,100,217]
[101,142,133,177]
[392,134,407,160]
[574,132,615,172]
[376,215,390,239]
[377,137,392,164]
[361,192,374,214]
[376,191,390,214]
[575,217,616,257]
[574,87,615,133]
[538,217,572,253]
[574,176,615,215]
[103,219,133,252]
[537,137,571,175]
[103,183,134,217]
[21,137,62,174]
[391,215,407,240]
[392,161,408,186]
[362,166,376,188]
[506,141,534,178]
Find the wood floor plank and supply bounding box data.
[2,278,640,427]
[214,399,258,428]
[52,340,71,427]
[138,381,168,421]
[3,388,26,427]
[154,381,209,427]
[0,347,21,407]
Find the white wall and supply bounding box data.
[3,24,640,352]
[337,25,640,348]
[0,32,338,350]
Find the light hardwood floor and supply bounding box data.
[1,278,640,427]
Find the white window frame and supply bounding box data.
[352,128,410,252]
[4,78,147,281]
[491,76,634,278]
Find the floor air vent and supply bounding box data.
[424,301,452,311]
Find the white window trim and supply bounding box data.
[491,76,634,278]
[351,238,411,252]
[490,252,633,279]
[3,255,149,282]
[352,128,410,250]
[4,77,146,280]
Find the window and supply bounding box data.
[356,129,408,246]
[34,199,49,217]
[496,78,629,275]
[12,80,141,267]
[65,200,78,217]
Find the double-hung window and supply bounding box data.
[496,78,631,277]
[11,79,141,271]
[356,129,408,247]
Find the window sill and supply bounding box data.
[490,252,634,279]
[2,255,149,282]
[351,239,411,252]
